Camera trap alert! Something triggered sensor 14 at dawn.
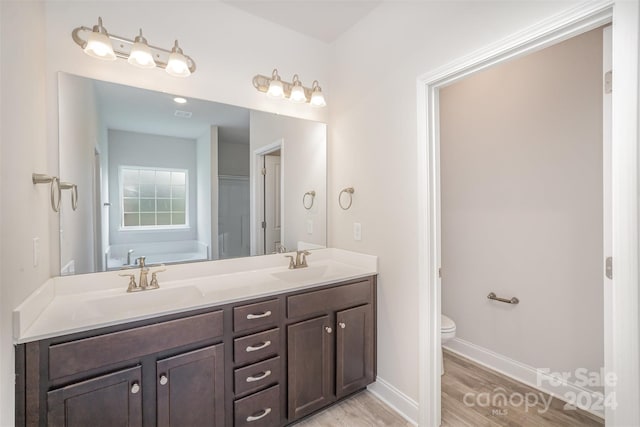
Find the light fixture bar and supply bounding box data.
[253,73,316,102]
[72,21,196,74]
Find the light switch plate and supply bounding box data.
[353,223,362,241]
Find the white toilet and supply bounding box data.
[441,314,456,375]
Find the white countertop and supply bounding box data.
[13,248,377,344]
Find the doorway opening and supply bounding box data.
[416,3,639,426]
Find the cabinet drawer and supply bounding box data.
[234,384,280,427]
[49,310,223,380]
[234,328,279,366]
[234,356,280,397]
[234,299,279,333]
[287,280,372,319]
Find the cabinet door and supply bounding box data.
[156,344,225,427]
[336,304,374,398]
[287,315,332,420]
[47,366,142,427]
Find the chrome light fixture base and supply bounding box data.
[72,17,196,76]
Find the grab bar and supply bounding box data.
[487,292,519,305]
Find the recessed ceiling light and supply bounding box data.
[173,97,187,104]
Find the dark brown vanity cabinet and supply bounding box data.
[156,344,225,427]
[47,366,142,427]
[286,279,376,423]
[16,276,376,427]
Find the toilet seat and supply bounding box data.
[441,314,456,332]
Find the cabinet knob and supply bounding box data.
[339,322,346,329]
[131,382,140,394]
[159,374,168,386]
[325,326,332,334]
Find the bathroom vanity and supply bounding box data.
[13,249,377,427]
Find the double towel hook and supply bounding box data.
[32,173,78,212]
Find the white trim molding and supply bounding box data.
[417,1,640,426]
[368,376,419,426]
[444,338,605,419]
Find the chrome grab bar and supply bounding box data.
[487,292,519,305]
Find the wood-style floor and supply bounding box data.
[294,391,412,426]
[295,350,605,426]
[441,349,604,427]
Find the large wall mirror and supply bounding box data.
[58,73,327,275]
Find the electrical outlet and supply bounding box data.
[353,223,362,241]
[33,237,40,267]
[306,219,313,235]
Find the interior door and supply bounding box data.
[264,154,281,254]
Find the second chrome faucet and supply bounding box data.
[285,250,311,269]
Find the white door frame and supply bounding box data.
[416,2,639,426]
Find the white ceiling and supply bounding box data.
[224,1,382,43]
[94,79,250,144]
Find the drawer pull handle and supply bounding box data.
[247,310,272,320]
[247,407,271,422]
[246,370,272,383]
[131,382,140,394]
[246,340,271,352]
[325,326,332,334]
[339,322,346,329]
[159,374,168,386]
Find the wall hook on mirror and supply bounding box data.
[303,190,316,210]
[60,182,79,211]
[32,173,61,213]
[338,187,355,210]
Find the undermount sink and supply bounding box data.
[270,263,357,283]
[85,285,204,317]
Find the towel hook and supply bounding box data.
[338,187,354,210]
[303,190,316,210]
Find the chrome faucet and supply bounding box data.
[285,250,311,269]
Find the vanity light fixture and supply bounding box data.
[128,29,156,69]
[289,74,307,103]
[253,69,326,107]
[173,97,187,104]
[309,80,327,107]
[72,17,196,77]
[82,17,116,60]
[266,69,285,98]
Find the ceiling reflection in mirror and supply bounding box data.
[58,73,327,276]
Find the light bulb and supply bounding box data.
[310,80,326,107]
[84,18,116,60]
[267,69,285,98]
[128,29,156,69]
[165,40,191,77]
[289,74,307,103]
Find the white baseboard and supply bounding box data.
[368,376,419,426]
[444,338,605,419]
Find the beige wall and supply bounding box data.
[440,28,603,385]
